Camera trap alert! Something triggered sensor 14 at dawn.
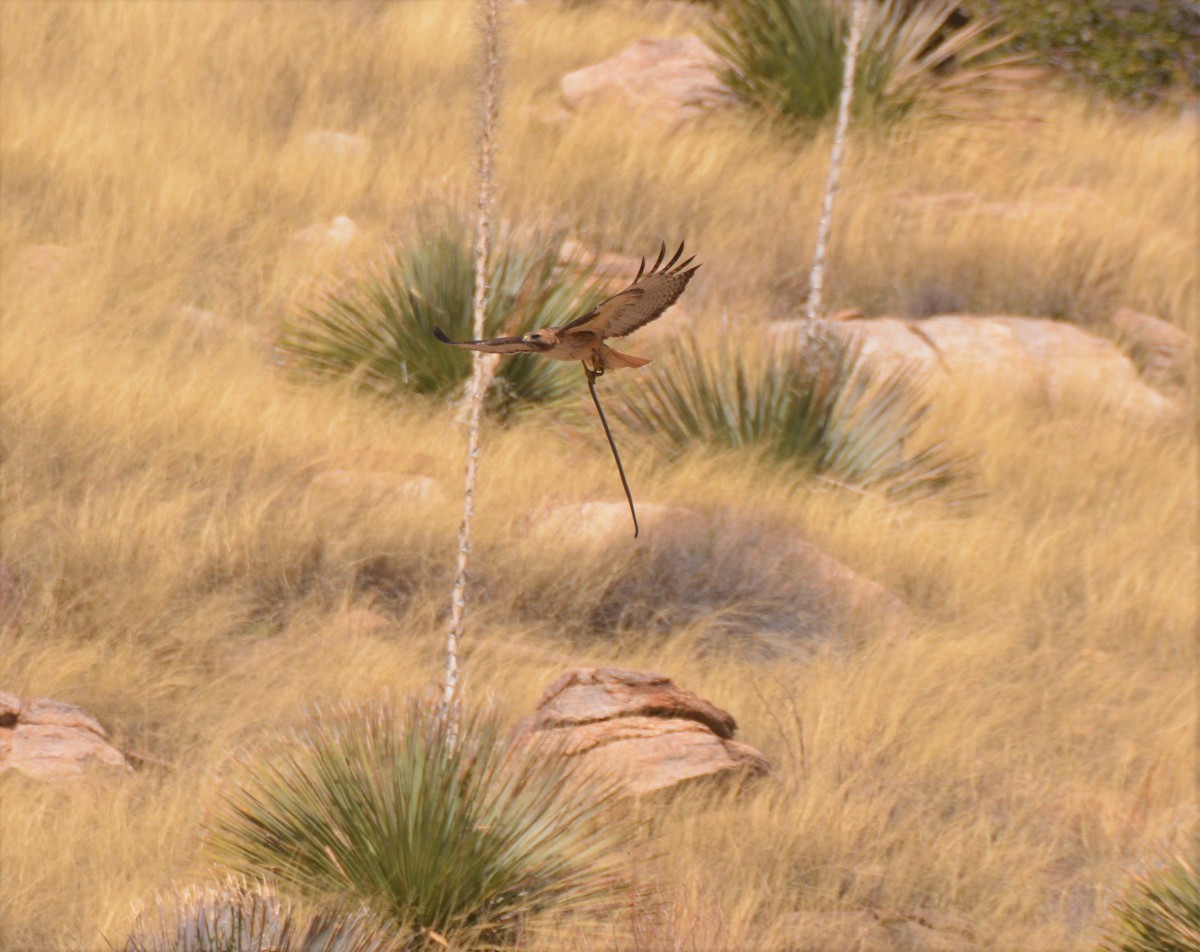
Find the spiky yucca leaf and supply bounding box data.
[206,702,634,948]
[1099,847,1200,952]
[122,877,399,952]
[705,0,1035,127]
[278,219,608,416]
[611,332,965,498]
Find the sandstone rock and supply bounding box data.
[770,315,1176,419]
[335,608,395,636]
[557,239,658,284]
[1110,307,1194,385]
[829,307,864,322]
[889,190,981,214]
[523,667,768,795]
[0,691,129,781]
[561,36,735,121]
[557,238,597,269]
[311,470,444,503]
[290,216,360,255]
[889,187,1110,222]
[300,130,370,163]
[530,503,911,644]
[531,501,683,543]
[531,666,735,736]
[5,243,74,288]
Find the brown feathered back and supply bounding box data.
[561,241,699,340]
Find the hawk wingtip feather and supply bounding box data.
[664,241,684,271]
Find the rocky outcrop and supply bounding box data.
[530,503,912,644]
[770,316,1176,419]
[561,37,735,121]
[310,470,445,503]
[522,667,768,795]
[1110,307,1194,386]
[0,692,129,781]
[4,243,75,289]
[299,130,370,164]
[290,215,360,255]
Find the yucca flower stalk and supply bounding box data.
[805,0,866,324]
[206,702,634,949]
[445,0,502,723]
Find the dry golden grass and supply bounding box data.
[1,2,1196,950]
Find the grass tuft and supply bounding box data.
[612,332,968,498]
[206,701,636,947]
[706,0,1035,128]
[1098,846,1200,952]
[122,878,398,952]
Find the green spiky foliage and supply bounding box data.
[206,702,634,948]
[122,878,400,952]
[611,332,966,498]
[1098,847,1200,952]
[705,0,1033,127]
[970,0,1199,106]
[278,219,608,416]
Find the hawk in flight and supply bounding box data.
[433,240,698,377]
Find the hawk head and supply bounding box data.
[521,328,558,350]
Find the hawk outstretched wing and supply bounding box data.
[561,241,699,340]
[432,325,537,354]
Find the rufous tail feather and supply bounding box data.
[605,347,653,369]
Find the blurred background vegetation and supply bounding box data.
[968,0,1200,106]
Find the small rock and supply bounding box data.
[335,608,394,636]
[889,190,980,213]
[0,691,130,781]
[531,503,911,644]
[300,130,370,163]
[557,239,596,269]
[5,243,74,288]
[311,470,444,503]
[770,315,1177,420]
[532,501,683,543]
[829,307,864,322]
[1110,307,1194,385]
[561,36,735,121]
[290,216,360,255]
[522,668,768,795]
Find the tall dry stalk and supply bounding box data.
[804,0,867,324]
[445,0,503,713]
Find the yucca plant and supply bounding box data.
[278,219,608,416]
[705,0,1034,127]
[122,878,400,952]
[611,332,965,498]
[1098,847,1200,952]
[206,701,635,949]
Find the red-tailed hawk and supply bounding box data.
[434,241,698,375]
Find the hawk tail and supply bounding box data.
[604,346,653,369]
